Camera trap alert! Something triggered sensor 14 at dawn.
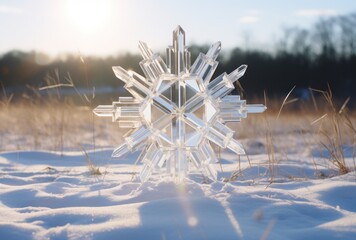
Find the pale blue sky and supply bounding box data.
[1,0,355,56]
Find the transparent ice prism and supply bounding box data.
[93,26,266,182]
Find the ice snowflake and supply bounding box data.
[93,26,266,182]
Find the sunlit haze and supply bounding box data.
[67,0,111,32]
[1,0,356,56]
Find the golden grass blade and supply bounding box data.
[311,113,328,125]
[276,85,296,120]
[339,97,350,114]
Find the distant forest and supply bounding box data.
[1,13,356,105]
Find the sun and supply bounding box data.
[67,0,109,32]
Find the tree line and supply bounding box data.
[1,13,355,105]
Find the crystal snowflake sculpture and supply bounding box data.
[93,26,266,182]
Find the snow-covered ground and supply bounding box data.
[1,140,355,239]
[0,104,355,239]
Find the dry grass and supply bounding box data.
[229,89,356,179]
[310,87,355,174]
[80,145,102,176]
[0,101,124,152]
[1,86,355,179]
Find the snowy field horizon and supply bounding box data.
[0,101,355,239]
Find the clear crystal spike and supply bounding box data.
[93,97,142,127]
[169,25,191,75]
[246,104,267,113]
[93,26,266,182]
[138,41,153,60]
[219,95,267,122]
[191,41,221,83]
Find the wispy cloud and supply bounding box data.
[239,9,261,24]
[295,9,338,17]
[0,5,22,14]
[239,16,260,24]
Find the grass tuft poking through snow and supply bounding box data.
[311,87,355,175]
[81,145,102,176]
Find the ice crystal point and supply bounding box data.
[174,25,184,33]
[138,41,153,60]
[246,104,267,113]
[190,42,221,83]
[112,66,131,83]
[173,25,185,46]
[112,143,130,158]
[138,41,169,81]
[227,139,246,155]
[206,41,221,60]
[140,53,169,81]
[207,73,235,99]
[93,105,114,117]
[172,25,187,75]
[228,65,247,83]
[93,26,266,183]
[112,66,151,101]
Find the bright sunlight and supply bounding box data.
[67,0,110,32]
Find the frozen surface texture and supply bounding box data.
[0,148,355,240]
[93,26,266,182]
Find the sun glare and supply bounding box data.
[67,0,110,32]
